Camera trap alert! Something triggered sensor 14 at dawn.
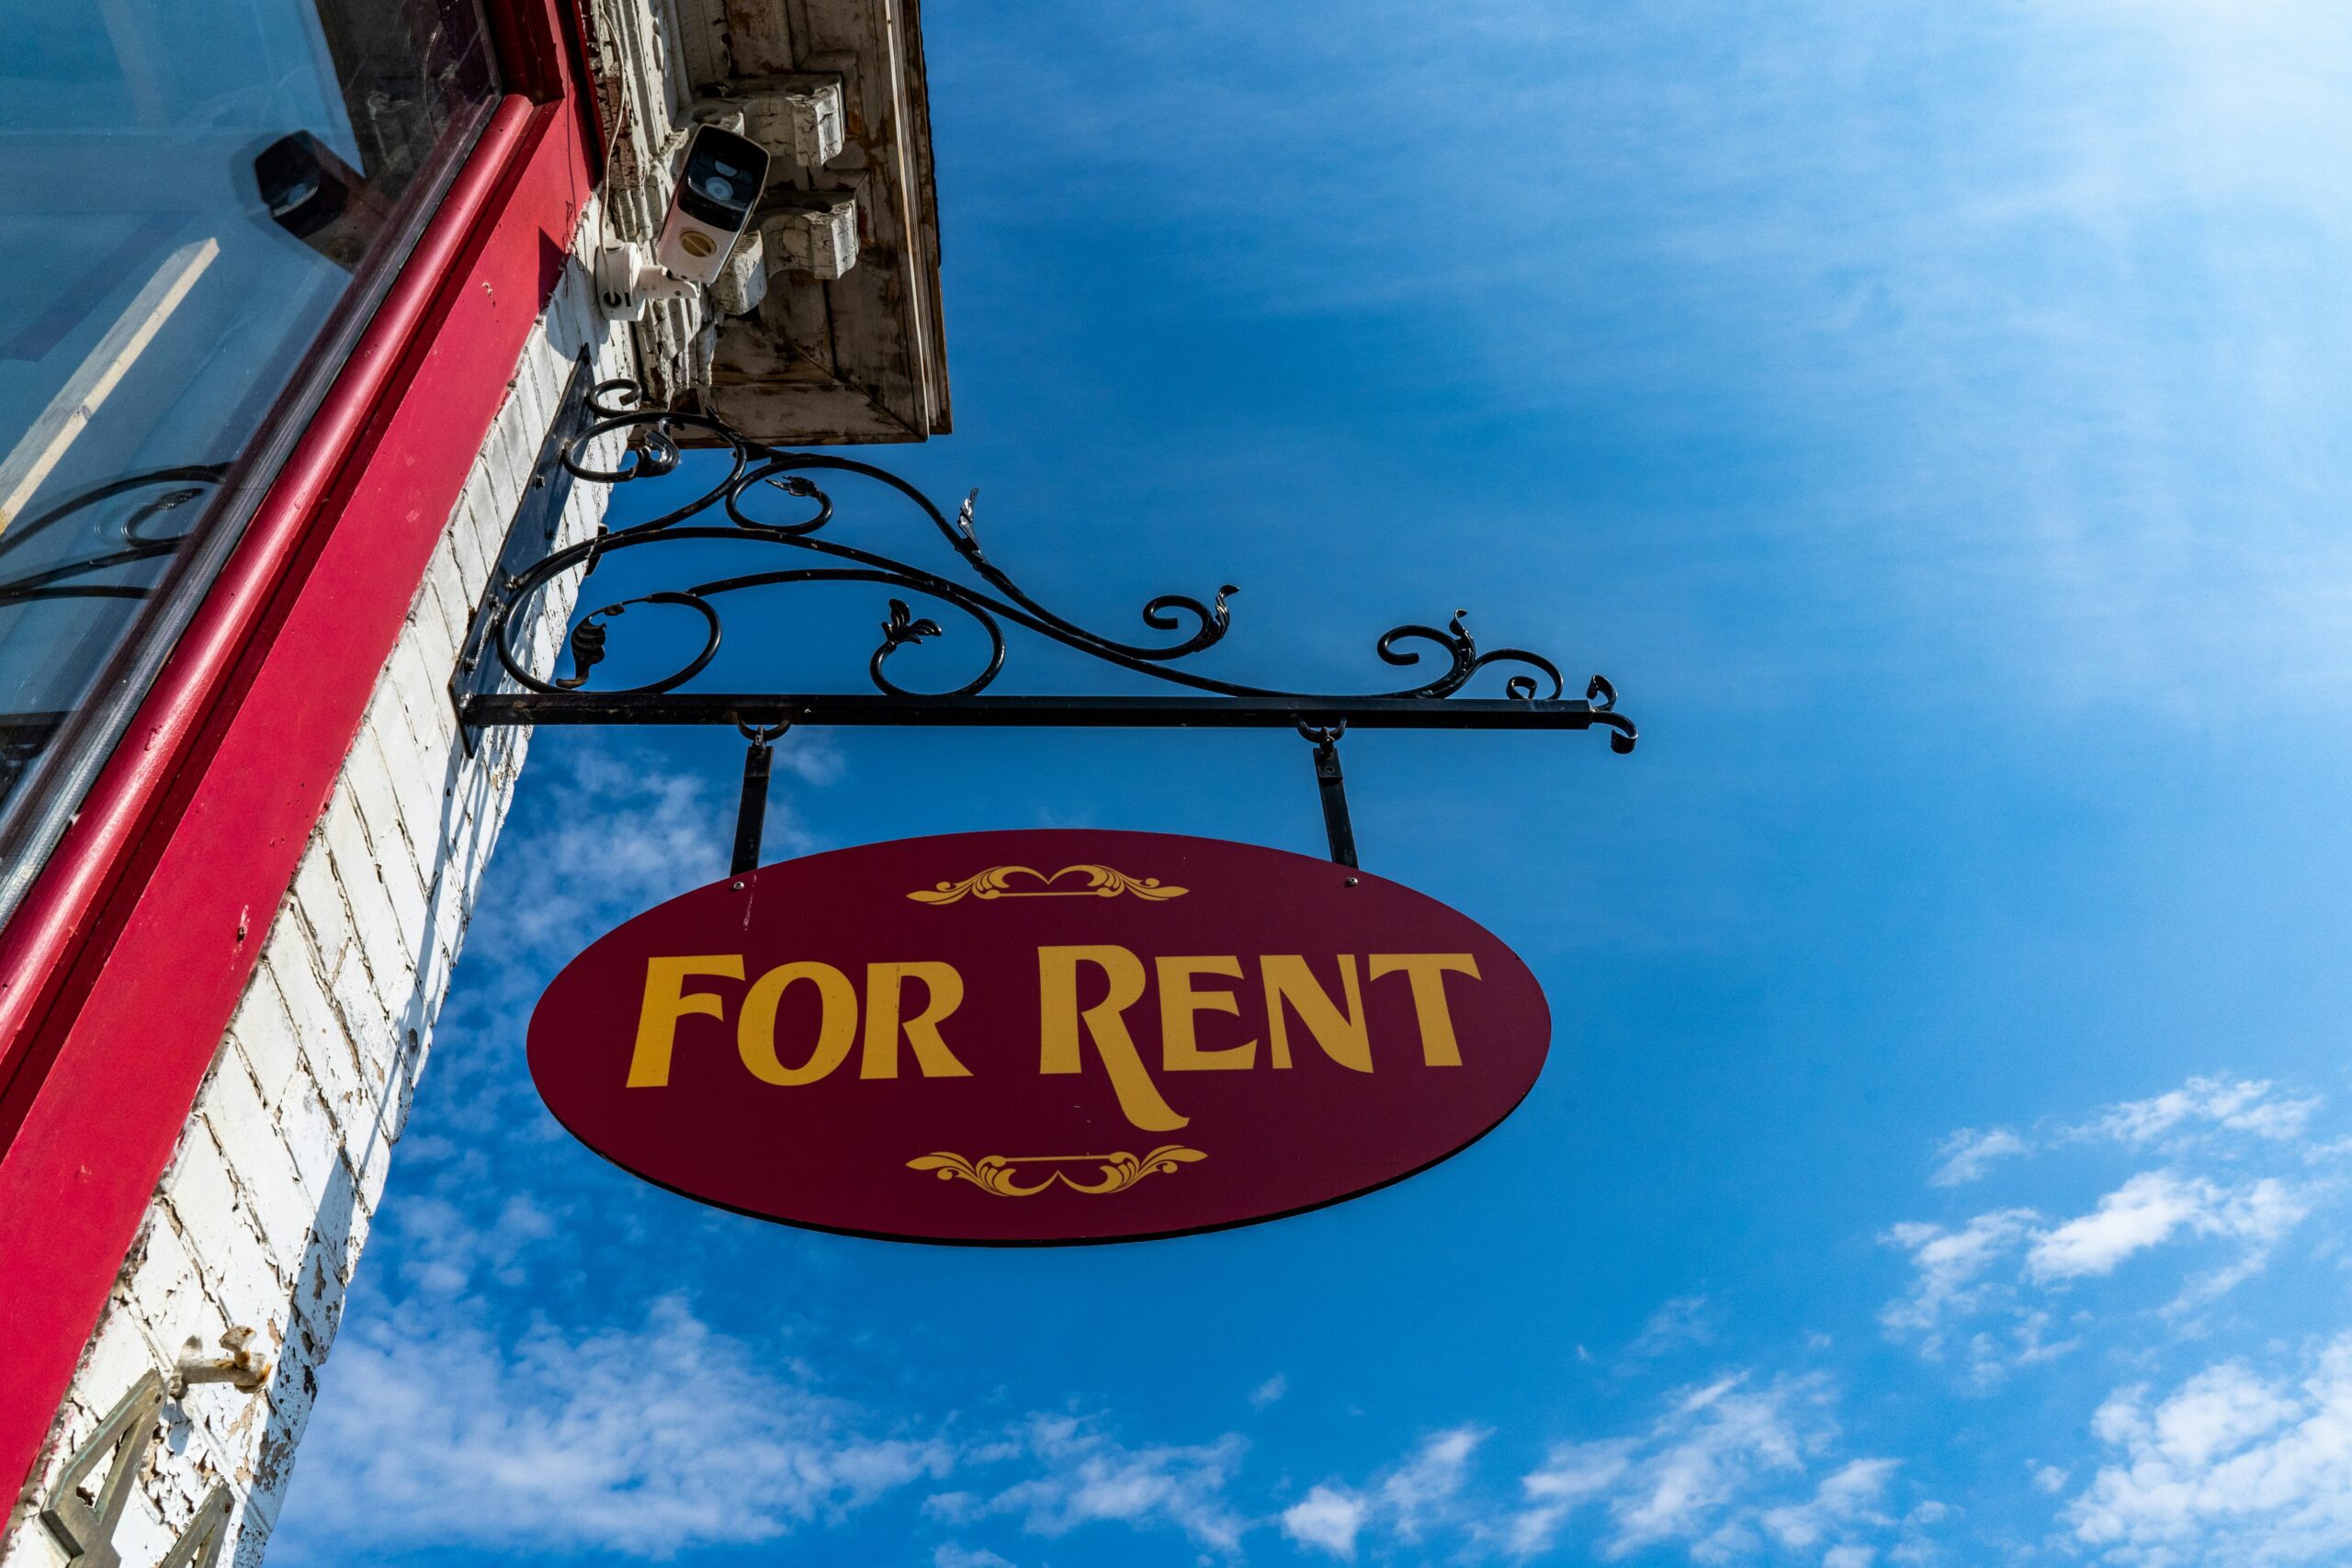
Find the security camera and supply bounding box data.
[254,131,390,272]
[660,124,769,282]
[596,124,771,320]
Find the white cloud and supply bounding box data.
[1609,1377,1815,1557]
[1282,1483,1367,1560]
[1251,1373,1289,1408]
[933,1548,1017,1568]
[1924,1077,2324,1194]
[1932,1127,2031,1187]
[981,1414,1248,1551]
[1885,1077,2338,1384]
[2026,1172,2307,1284]
[1760,1459,1899,1551]
[477,740,837,971]
[476,749,729,965]
[1507,1373,1895,1563]
[1380,1426,1484,1540]
[1962,1311,2081,1391]
[1633,1295,1718,1359]
[2064,1336,2352,1564]
[1879,1209,2040,1350]
[2074,1077,2320,1150]
[923,1492,983,1524]
[1510,1440,1634,1558]
[391,1192,558,1296]
[1281,1427,1485,1561]
[282,1295,947,1559]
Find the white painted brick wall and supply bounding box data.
[2,248,634,1568]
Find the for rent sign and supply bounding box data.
[528,829,1552,1243]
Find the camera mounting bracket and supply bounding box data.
[594,242,700,322]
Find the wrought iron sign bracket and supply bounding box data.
[447,350,605,759]
[450,373,1637,870]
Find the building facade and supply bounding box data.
[0,1,944,1561]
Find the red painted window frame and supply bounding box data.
[0,0,602,1503]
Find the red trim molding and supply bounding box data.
[0,0,595,1504]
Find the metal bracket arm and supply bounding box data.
[460,691,1634,739]
[446,377,1639,868]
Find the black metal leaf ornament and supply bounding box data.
[553,610,613,690]
[882,598,943,648]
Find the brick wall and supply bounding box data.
[1,255,630,1568]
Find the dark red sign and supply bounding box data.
[528,829,1552,1244]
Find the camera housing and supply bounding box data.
[254,132,391,272]
[655,124,770,284]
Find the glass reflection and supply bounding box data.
[0,0,497,902]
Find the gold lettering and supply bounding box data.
[1158,956,1255,1070]
[861,962,971,1078]
[1368,953,1482,1066]
[627,956,745,1087]
[737,962,858,1086]
[1037,944,1188,1130]
[1261,954,1371,1071]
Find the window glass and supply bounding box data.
[0,0,498,911]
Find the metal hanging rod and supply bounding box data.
[462,690,1629,733]
[451,358,1636,871]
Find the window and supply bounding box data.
[0,0,500,916]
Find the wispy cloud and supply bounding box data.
[1925,1076,2319,1188]
[474,744,809,969]
[941,0,2352,712]
[1510,1438,1632,1559]
[1879,1209,2041,1351]
[1380,1426,1485,1541]
[974,1413,1249,1552]
[1508,1372,1899,1562]
[933,1547,1018,1568]
[1759,1458,1901,1552]
[390,1191,557,1296]
[2069,1076,2321,1151]
[281,1295,948,1560]
[1931,1127,2030,1187]
[1631,1294,1718,1359]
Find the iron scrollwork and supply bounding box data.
[469,378,1637,753]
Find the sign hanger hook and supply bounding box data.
[730,720,789,877]
[1295,720,1358,870]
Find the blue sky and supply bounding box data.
[270,4,2352,1565]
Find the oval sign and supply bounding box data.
[529,829,1551,1244]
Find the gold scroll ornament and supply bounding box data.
[907,864,1187,907]
[909,1146,1206,1196]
